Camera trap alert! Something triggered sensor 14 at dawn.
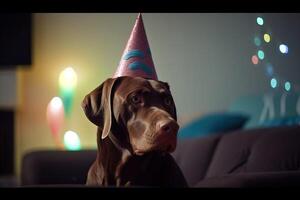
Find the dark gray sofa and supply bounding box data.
[172,125,300,187]
[21,126,300,187]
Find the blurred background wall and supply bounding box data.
[0,13,299,179]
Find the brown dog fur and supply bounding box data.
[81,76,187,187]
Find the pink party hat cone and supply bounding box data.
[113,13,158,80]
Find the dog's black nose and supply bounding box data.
[159,120,179,135]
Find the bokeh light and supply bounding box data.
[49,97,63,112]
[46,97,65,149]
[256,17,264,26]
[254,37,261,46]
[59,66,78,117]
[270,78,278,88]
[284,81,291,91]
[257,50,265,60]
[279,44,288,54]
[263,34,271,43]
[251,55,259,65]
[64,130,81,151]
[265,63,274,77]
[59,67,77,91]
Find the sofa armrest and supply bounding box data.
[195,171,300,187]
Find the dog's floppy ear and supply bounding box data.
[163,82,177,121]
[81,78,119,139]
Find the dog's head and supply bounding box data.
[82,76,179,155]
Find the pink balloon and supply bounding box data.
[46,97,64,140]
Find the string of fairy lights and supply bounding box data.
[251,16,298,92]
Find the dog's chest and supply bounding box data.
[119,154,168,186]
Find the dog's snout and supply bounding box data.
[158,120,179,135]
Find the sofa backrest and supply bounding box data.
[21,126,300,187]
[172,125,300,186]
[171,135,220,186]
[21,150,97,185]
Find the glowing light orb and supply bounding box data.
[254,37,261,46]
[284,81,291,91]
[270,78,278,89]
[256,17,264,26]
[46,97,65,148]
[264,34,271,43]
[49,97,63,112]
[46,97,64,135]
[257,50,265,60]
[279,44,288,54]
[59,66,77,117]
[251,55,259,65]
[59,67,78,91]
[64,130,81,151]
[265,63,274,77]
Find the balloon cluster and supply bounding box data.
[46,66,81,151]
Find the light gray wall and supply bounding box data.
[142,13,300,119]
[3,13,300,120]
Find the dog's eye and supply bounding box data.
[131,95,142,104]
[164,97,172,106]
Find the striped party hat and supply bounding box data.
[113,13,158,80]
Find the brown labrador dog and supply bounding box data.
[81,76,187,187]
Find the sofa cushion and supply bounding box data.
[204,129,261,178]
[178,112,249,139]
[172,134,220,186]
[259,115,300,128]
[205,126,300,178]
[246,127,300,172]
[228,93,300,129]
[195,171,300,187]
